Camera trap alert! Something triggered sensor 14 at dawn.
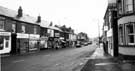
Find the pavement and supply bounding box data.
[81,45,135,71]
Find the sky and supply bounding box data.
[0,0,108,38]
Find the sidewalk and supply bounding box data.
[81,45,135,71]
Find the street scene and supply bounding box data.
[1,43,97,71]
[0,0,135,71]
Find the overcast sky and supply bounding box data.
[0,0,108,38]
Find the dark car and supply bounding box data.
[76,41,81,47]
[88,41,92,45]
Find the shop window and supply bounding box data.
[119,25,124,45]
[0,37,4,50]
[5,41,9,48]
[126,23,135,45]
[124,0,133,13]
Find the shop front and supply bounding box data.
[40,36,48,49]
[16,33,29,54]
[0,32,11,54]
[29,34,40,52]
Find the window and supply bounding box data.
[22,25,25,33]
[118,0,123,14]
[119,25,124,45]
[134,0,135,11]
[0,17,5,30]
[12,24,16,33]
[34,26,37,34]
[124,0,133,13]
[0,37,4,50]
[109,10,112,28]
[126,23,135,45]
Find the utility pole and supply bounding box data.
[112,10,118,57]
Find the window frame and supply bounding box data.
[12,23,16,33]
[118,0,123,15]
[0,16,5,30]
[21,24,26,33]
[34,26,37,34]
[124,0,134,14]
[119,24,124,45]
[125,23,135,45]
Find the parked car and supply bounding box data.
[83,42,88,46]
[88,41,92,45]
[76,41,81,47]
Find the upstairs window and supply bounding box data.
[34,26,37,34]
[118,0,123,15]
[124,0,133,13]
[126,23,135,45]
[21,25,25,33]
[12,24,16,33]
[134,0,135,11]
[0,17,5,30]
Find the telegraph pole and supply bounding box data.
[112,10,118,57]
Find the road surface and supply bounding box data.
[1,43,97,71]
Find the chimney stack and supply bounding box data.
[37,15,41,23]
[17,6,23,17]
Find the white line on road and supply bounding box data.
[45,54,51,56]
[13,60,24,63]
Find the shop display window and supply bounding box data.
[0,37,4,50]
[119,25,124,45]
[126,23,135,45]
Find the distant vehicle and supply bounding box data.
[83,42,88,46]
[88,41,92,44]
[76,41,81,47]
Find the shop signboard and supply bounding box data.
[29,34,40,39]
[17,33,29,38]
[0,32,11,36]
[107,29,112,37]
[55,33,60,37]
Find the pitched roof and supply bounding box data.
[40,20,50,28]
[48,26,62,32]
[0,6,42,25]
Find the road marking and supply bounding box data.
[45,54,51,56]
[95,62,117,66]
[13,60,24,63]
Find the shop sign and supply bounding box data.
[107,29,112,37]
[108,0,116,4]
[104,26,108,31]
[55,33,60,37]
[17,33,29,38]
[29,34,40,39]
[0,32,11,36]
[40,36,48,40]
